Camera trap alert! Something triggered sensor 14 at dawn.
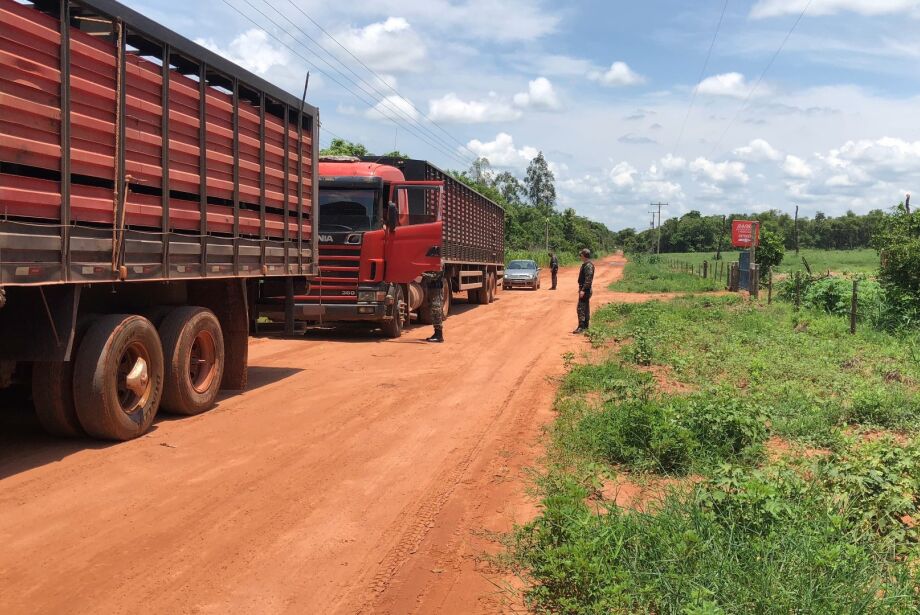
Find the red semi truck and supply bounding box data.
[0,0,318,440]
[258,157,504,337]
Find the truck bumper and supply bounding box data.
[294,303,387,322]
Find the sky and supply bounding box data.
[120,0,920,231]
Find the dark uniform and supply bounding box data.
[423,271,444,342]
[549,254,559,290]
[577,259,595,331]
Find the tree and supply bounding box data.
[872,202,920,326]
[469,157,494,185]
[320,138,368,157]
[493,171,525,206]
[755,230,785,279]
[525,152,556,212]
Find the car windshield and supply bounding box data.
[508,260,536,270]
[319,189,380,232]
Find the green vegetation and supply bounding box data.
[873,205,920,328]
[656,248,879,276]
[453,157,617,257]
[615,209,889,253]
[512,292,920,613]
[610,258,723,293]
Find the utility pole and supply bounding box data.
[650,202,668,255]
[544,218,549,252]
[794,205,799,255]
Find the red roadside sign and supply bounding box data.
[731,220,760,248]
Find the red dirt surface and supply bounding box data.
[0,255,628,614]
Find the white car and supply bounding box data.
[503,259,541,290]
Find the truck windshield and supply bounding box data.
[319,189,379,232]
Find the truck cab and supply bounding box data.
[290,156,444,337]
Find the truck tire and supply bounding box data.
[73,314,164,441]
[32,360,83,437]
[487,273,497,303]
[381,286,407,339]
[442,279,452,318]
[473,273,490,305]
[159,307,225,415]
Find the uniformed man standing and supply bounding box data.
[574,249,594,334]
[549,251,559,290]
[423,270,445,343]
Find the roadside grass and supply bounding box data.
[512,294,920,613]
[662,248,879,276]
[610,260,723,293]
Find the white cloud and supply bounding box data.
[782,154,814,178]
[512,77,562,111]
[428,93,522,123]
[690,158,750,185]
[196,29,286,75]
[465,132,538,168]
[660,154,688,172]
[609,162,637,188]
[365,95,420,121]
[734,138,783,162]
[356,0,559,42]
[336,17,426,73]
[697,72,768,99]
[751,0,920,19]
[588,61,646,87]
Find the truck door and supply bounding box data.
[384,182,444,283]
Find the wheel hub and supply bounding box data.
[124,357,149,396]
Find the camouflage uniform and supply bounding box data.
[577,260,595,330]
[550,254,559,289]
[423,271,445,336]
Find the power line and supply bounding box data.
[254,0,469,160]
[219,0,473,168]
[229,0,472,167]
[673,0,729,154]
[707,0,812,158]
[282,0,482,162]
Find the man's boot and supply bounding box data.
[426,327,444,343]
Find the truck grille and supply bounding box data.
[300,245,361,302]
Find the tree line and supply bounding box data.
[320,139,618,257]
[614,209,891,255]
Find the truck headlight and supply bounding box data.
[358,291,375,302]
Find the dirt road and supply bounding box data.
[0,254,626,614]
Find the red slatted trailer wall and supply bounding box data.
[0,0,317,285]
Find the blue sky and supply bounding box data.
[122,0,920,230]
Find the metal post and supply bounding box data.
[59,0,71,282]
[160,43,171,277]
[232,77,240,276]
[198,63,208,275]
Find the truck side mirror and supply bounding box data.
[387,202,399,230]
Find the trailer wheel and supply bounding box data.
[73,314,164,441]
[487,272,496,303]
[32,361,83,438]
[159,307,225,415]
[442,279,452,318]
[381,286,407,339]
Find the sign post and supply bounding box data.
[731,220,761,293]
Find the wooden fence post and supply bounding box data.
[703,260,709,278]
[767,267,773,304]
[794,274,801,312]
